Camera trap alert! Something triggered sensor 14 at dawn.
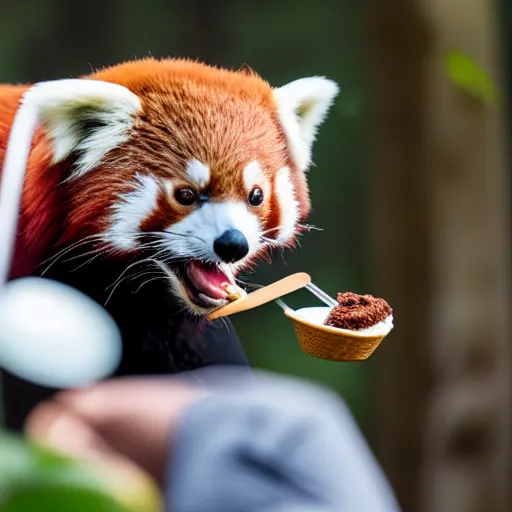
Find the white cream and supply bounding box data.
[294,306,394,337]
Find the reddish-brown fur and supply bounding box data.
[0,58,311,279]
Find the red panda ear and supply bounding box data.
[273,77,339,171]
[27,79,141,179]
[238,63,258,77]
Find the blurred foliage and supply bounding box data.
[445,50,502,103]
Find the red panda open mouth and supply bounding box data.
[178,260,240,310]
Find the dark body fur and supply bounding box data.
[2,250,248,431]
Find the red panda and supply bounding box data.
[0,57,339,430]
[1,58,338,318]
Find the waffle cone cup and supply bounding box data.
[285,309,387,362]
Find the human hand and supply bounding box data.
[25,378,202,486]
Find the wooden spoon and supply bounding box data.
[207,272,311,321]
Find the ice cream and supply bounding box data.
[324,292,393,335]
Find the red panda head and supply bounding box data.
[25,59,338,314]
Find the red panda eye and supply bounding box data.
[248,187,264,207]
[175,187,197,206]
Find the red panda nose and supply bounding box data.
[214,229,249,263]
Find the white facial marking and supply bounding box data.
[243,160,265,191]
[273,77,338,171]
[275,167,299,243]
[163,180,174,199]
[186,159,210,188]
[29,79,141,179]
[104,174,159,250]
[163,202,261,262]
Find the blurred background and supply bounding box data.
[0,1,511,511]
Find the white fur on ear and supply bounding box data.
[274,77,339,171]
[0,80,140,283]
[24,79,141,178]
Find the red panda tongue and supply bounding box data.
[186,261,230,300]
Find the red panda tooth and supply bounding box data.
[218,262,236,285]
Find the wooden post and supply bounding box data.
[368,1,511,511]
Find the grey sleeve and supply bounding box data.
[166,372,401,512]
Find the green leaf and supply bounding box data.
[0,431,128,512]
[445,51,501,104]
[1,486,127,512]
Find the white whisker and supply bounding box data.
[104,259,156,305]
[40,235,104,275]
[71,251,103,272]
[64,247,102,264]
[135,276,168,294]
